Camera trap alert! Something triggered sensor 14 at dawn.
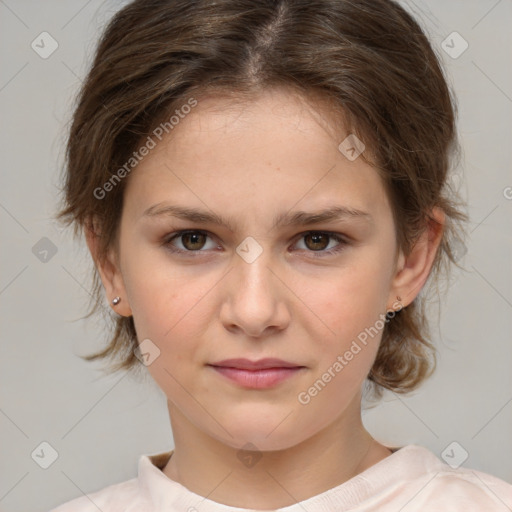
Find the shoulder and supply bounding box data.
[389,445,512,511]
[47,450,174,512]
[410,469,512,510]
[48,477,145,512]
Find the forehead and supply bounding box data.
[123,88,390,227]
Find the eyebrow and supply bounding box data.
[141,203,372,231]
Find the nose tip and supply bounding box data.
[221,252,290,338]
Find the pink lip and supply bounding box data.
[209,358,302,370]
[207,358,306,389]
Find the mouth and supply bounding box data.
[207,358,306,389]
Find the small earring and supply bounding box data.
[112,296,121,306]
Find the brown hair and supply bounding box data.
[55,0,467,399]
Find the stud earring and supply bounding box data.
[386,296,404,316]
[112,296,121,306]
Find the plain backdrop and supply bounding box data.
[0,1,511,511]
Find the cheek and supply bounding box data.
[127,274,210,343]
[122,263,211,394]
[307,255,393,341]
[119,237,212,337]
[298,251,395,395]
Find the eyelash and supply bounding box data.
[162,230,350,258]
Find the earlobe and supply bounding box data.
[389,207,445,308]
[84,221,133,317]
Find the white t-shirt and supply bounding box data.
[49,444,512,511]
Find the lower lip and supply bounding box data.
[209,366,304,389]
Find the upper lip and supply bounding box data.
[208,358,304,370]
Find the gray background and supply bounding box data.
[0,1,511,511]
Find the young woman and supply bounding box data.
[51,0,512,510]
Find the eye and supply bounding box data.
[163,230,219,255]
[163,229,348,258]
[293,231,348,257]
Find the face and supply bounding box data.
[104,88,405,451]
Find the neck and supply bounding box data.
[162,398,392,509]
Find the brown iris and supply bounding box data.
[303,233,329,251]
[181,232,207,250]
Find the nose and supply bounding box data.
[219,247,290,338]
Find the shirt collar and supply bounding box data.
[136,445,442,511]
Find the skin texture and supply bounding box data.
[87,87,444,509]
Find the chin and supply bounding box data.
[205,411,311,452]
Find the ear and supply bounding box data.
[388,207,445,309]
[85,218,133,317]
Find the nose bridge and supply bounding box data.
[221,236,286,335]
[233,235,276,297]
